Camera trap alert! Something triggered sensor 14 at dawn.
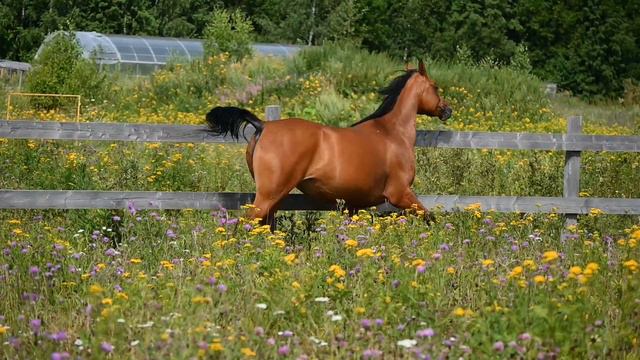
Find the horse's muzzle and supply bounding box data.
[439,106,452,121]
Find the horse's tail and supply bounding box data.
[205,106,264,140]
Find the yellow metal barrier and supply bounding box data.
[6,93,81,122]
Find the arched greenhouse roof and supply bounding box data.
[37,31,303,67]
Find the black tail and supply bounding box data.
[205,106,264,140]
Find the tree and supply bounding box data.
[203,8,254,61]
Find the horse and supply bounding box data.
[205,60,452,226]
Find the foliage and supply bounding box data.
[0,207,639,358]
[25,32,109,107]
[203,8,254,61]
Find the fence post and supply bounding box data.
[265,105,281,121]
[563,115,583,238]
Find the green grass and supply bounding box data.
[0,209,639,359]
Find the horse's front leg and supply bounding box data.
[386,187,435,224]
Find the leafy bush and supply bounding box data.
[26,32,109,108]
[203,8,254,61]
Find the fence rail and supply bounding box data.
[2,191,639,214]
[1,119,639,152]
[1,114,639,217]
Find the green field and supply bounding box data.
[1,45,639,359]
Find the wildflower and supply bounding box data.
[344,239,358,248]
[241,347,257,357]
[0,325,9,335]
[453,307,465,317]
[585,262,600,275]
[542,251,559,263]
[256,303,268,310]
[101,298,113,306]
[412,259,426,268]
[623,260,639,272]
[284,253,297,265]
[568,266,582,278]
[277,345,290,356]
[89,284,104,295]
[362,349,382,359]
[589,208,604,217]
[356,248,375,257]
[30,319,42,334]
[48,331,68,342]
[192,296,212,304]
[51,352,70,360]
[100,342,114,353]
[446,267,456,274]
[354,307,366,315]
[209,342,224,351]
[328,265,346,278]
[482,259,495,268]
[397,339,417,348]
[314,297,330,303]
[360,319,372,330]
[493,341,505,352]
[523,259,537,270]
[533,275,546,284]
[416,328,435,338]
[130,258,142,264]
[509,266,523,278]
[29,266,40,277]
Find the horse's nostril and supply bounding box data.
[440,107,452,121]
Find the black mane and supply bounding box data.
[351,69,417,127]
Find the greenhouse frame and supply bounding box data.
[37,31,303,76]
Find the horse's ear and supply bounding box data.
[418,59,427,77]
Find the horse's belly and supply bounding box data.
[297,178,386,208]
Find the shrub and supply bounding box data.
[26,32,108,108]
[203,8,254,61]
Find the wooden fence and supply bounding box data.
[1,114,640,220]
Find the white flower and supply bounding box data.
[74,339,83,346]
[397,339,417,348]
[309,336,328,347]
[130,340,140,346]
[117,318,126,323]
[330,314,343,322]
[273,310,285,315]
[255,303,268,310]
[137,321,154,328]
[314,297,330,303]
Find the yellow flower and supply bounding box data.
[116,292,129,301]
[209,342,224,351]
[329,265,346,278]
[509,266,524,278]
[101,298,113,306]
[446,267,456,274]
[89,284,104,295]
[130,258,143,264]
[482,259,495,268]
[453,307,465,317]
[623,259,639,272]
[412,259,426,268]
[356,248,375,257]
[215,227,226,234]
[533,275,546,284]
[631,229,640,240]
[344,239,358,248]
[291,281,301,289]
[568,266,582,278]
[523,259,537,270]
[354,307,366,315]
[192,296,212,305]
[542,251,560,263]
[0,325,9,335]
[589,208,604,217]
[283,253,297,265]
[241,347,256,357]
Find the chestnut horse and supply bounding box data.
[206,60,452,225]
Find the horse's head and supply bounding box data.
[413,60,452,121]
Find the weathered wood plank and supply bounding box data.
[563,116,582,229]
[2,191,639,214]
[2,120,639,152]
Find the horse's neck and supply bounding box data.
[378,84,419,146]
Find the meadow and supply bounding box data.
[1,44,639,359]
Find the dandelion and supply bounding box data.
[533,275,546,284]
[328,265,346,278]
[523,259,537,270]
[344,239,358,248]
[284,253,297,265]
[623,259,639,272]
[446,267,456,274]
[241,347,257,357]
[482,259,495,268]
[356,248,376,257]
[542,251,560,263]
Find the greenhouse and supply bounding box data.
[36,31,303,75]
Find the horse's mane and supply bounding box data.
[350,69,418,127]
